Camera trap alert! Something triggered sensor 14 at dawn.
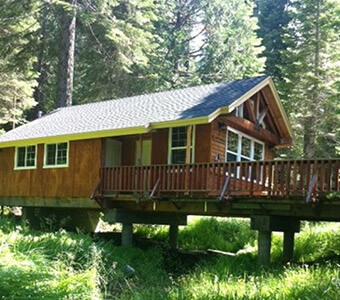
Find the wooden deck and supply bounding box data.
[98,158,340,201]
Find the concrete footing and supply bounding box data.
[251,215,300,265]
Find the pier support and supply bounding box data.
[283,231,295,263]
[103,209,187,247]
[251,215,300,265]
[258,230,272,265]
[169,224,179,249]
[122,223,133,247]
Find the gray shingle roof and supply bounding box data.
[0,75,268,144]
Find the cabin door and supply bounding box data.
[135,139,152,166]
[105,139,122,167]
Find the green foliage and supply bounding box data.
[279,0,340,158]
[179,217,256,252]
[255,0,291,79]
[151,0,265,89]
[198,0,265,83]
[1,216,340,299]
[0,0,39,130]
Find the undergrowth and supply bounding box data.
[0,216,339,299]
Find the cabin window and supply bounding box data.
[226,128,264,162]
[168,126,195,164]
[44,142,69,168]
[15,145,37,169]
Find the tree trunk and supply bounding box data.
[56,0,76,108]
[31,4,48,119]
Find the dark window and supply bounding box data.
[254,142,264,160]
[46,144,56,165]
[172,149,186,164]
[45,143,68,166]
[171,127,187,147]
[15,146,36,168]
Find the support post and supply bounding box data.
[122,223,133,247]
[169,224,179,249]
[258,230,272,265]
[251,215,300,265]
[283,231,295,263]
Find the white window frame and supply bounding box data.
[14,145,37,170]
[168,126,196,164]
[226,127,264,182]
[226,127,264,162]
[43,142,69,169]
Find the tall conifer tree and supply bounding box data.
[280,0,340,158]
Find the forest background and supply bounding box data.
[0,0,339,158]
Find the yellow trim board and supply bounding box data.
[0,76,293,148]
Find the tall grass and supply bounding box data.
[0,216,340,299]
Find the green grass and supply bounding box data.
[0,216,340,299]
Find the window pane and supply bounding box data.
[46,144,56,165]
[254,142,264,160]
[57,143,67,165]
[226,152,237,162]
[26,146,36,167]
[227,131,238,153]
[172,127,187,147]
[241,137,251,158]
[172,149,186,164]
[17,147,26,167]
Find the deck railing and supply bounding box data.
[99,159,340,200]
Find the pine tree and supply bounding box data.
[255,0,291,79]
[280,0,340,158]
[198,0,265,83]
[150,0,265,89]
[0,0,39,131]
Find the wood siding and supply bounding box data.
[211,120,226,162]
[151,129,168,165]
[0,139,101,198]
[195,124,211,163]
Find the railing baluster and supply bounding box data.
[267,162,272,196]
[286,161,291,197]
[335,160,340,192]
[97,158,340,199]
[327,160,333,191]
[320,160,325,192]
[261,161,267,192]
[299,160,304,193]
[306,160,311,195]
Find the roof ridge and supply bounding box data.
[57,75,269,111]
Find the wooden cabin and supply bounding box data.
[0,76,293,201]
[1,75,340,263]
[0,75,339,222]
